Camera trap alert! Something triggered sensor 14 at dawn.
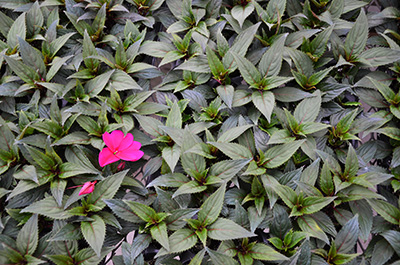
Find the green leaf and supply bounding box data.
[266,0,286,22]
[0,11,13,38]
[172,181,207,198]
[140,41,175,58]
[294,90,321,123]
[381,230,400,257]
[223,22,260,71]
[50,223,82,241]
[74,247,113,265]
[92,4,106,35]
[328,0,344,18]
[7,13,25,48]
[46,255,75,265]
[155,229,197,257]
[371,239,394,265]
[147,173,189,188]
[264,140,305,168]
[367,77,396,104]
[86,170,127,210]
[274,185,297,208]
[301,197,335,215]
[208,142,253,160]
[104,199,143,223]
[16,214,38,255]
[367,199,400,225]
[335,214,359,253]
[232,52,261,86]
[309,26,334,58]
[216,85,234,109]
[134,114,164,137]
[232,3,254,28]
[21,196,73,219]
[159,50,185,67]
[208,218,256,240]
[83,30,99,71]
[18,37,46,78]
[285,47,314,77]
[14,165,38,184]
[252,91,275,122]
[81,215,106,257]
[207,247,239,265]
[4,56,39,85]
[259,34,287,78]
[124,201,156,223]
[50,32,76,58]
[332,253,360,264]
[308,67,333,86]
[24,144,56,171]
[166,101,182,129]
[162,145,181,173]
[316,150,342,176]
[198,184,226,225]
[209,159,251,181]
[46,55,73,81]
[344,9,368,59]
[250,243,289,261]
[150,222,169,251]
[26,1,43,36]
[359,47,400,67]
[298,215,329,244]
[206,46,226,79]
[349,200,372,242]
[344,145,359,178]
[218,125,253,143]
[51,179,67,207]
[189,248,206,265]
[378,127,400,141]
[86,70,114,97]
[299,122,330,135]
[165,208,198,230]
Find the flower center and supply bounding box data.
[113,150,119,155]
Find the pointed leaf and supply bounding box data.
[335,215,359,253]
[86,170,127,210]
[16,214,38,255]
[155,229,197,257]
[7,13,25,48]
[81,215,106,257]
[298,215,329,244]
[344,9,368,59]
[367,199,400,225]
[259,34,287,78]
[150,222,169,251]
[264,140,305,168]
[208,218,256,240]
[250,243,289,261]
[198,184,226,225]
[252,90,275,122]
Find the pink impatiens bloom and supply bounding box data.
[99,130,144,167]
[79,181,97,196]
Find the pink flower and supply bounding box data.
[99,130,144,167]
[79,181,97,196]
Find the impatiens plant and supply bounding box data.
[2,0,400,265]
[99,130,144,167]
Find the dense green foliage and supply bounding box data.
[1,0,400,264]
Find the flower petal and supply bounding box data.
[79,181,95,195]
[103,130,124,151]
[99,147,120,167]
[130,140,142,150]
[117,133,134,151]
[116,147,144,162]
